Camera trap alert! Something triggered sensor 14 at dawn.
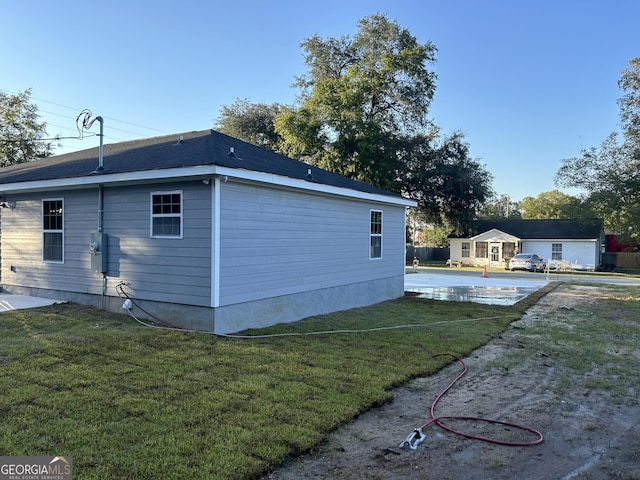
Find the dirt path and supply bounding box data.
[262,284,640,480]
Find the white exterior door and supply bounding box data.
[490,243,501,267]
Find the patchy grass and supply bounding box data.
[501,283,640,405]
[0,286,552,479]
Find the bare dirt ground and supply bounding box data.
[262,284,640,480]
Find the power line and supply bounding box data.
[1,88,178,154]
[0,87,171,138]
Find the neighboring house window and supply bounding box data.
[461,242,470,258]
[370,210,382,259]
[503,242,516,259]
[151,191,183,238]
[552,243,562,260]
[475,242,488,258]
[43,199,64,262]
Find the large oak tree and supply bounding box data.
[216,14,492,227]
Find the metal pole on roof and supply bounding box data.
[88,116,104,173]
[78,110,104,173]
[97,116,104,171]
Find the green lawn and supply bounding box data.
[0,287,552,479]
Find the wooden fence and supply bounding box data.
[614,252,640,270]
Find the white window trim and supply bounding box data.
[42,198,64,263]
[150,190,184,239]
[369,209,383,260]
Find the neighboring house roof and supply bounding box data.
[449,218,603,240]
[0,129,411,203]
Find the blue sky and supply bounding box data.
[2,0,638,200]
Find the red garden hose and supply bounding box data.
[401,353,543,449]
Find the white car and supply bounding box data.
[509,254,546,272]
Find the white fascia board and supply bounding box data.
[0,165,417,207]
[470,228,519,242]
[216,167,417,207]
[0,166,218,192]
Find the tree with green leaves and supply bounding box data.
[215,99,284,151]
[618,57,640,145]
[275,13,437,192]
[518,190,591,219]
[216,14,493,227]
[555,58,640,240]
[400,132,493,229]
[0,89,53,167]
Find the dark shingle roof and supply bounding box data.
[449,218,603,240]
[0,129,402,198]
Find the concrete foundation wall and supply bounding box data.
[1,284,215,332]
[2,274,404,335]
[213,275,405,334]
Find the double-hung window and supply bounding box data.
[370,210,383,259]
[461,242,470,258]
[552,243,562,260]
[151,191,183,238]
[43,199,64,262]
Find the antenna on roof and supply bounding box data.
[77,110,104,174]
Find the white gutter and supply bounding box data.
[0,165,417,207]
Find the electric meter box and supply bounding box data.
[90,232,108,273]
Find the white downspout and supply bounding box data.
[212,177,221,309]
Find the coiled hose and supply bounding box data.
[404,353,543,448]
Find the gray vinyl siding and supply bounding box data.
[1,182,212,306]
[2,177,407,321]
[103,182,212,305]
[218,182,405,306]
[1,190,104,294]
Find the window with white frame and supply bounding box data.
[43,199,64,262]
[461,242,470,258]
[151,191,183,238]
[552,243,562,260]
[370,210,382,259]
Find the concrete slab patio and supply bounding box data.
[0,292,61,312]
[404,269,549,305]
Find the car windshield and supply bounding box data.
[513,254,531,259]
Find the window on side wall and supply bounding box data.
[475,241,488,258]
[461,242,470,258]
[552,243,562,260]
[370,210,382,259]
[43,199,64,263]
[151,191,183,238]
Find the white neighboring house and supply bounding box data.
[448,219,604,270]
[0,129,416,334]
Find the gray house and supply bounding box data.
[0,129,415,333]
[448,218,604,270]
